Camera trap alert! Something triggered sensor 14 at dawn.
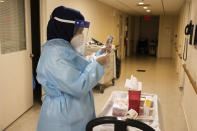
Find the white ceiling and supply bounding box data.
[97,0,185,15]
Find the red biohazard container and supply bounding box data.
[128,90,141,114]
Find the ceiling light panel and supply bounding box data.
[97,0,166,15]
[146,9,151,12]
[143,6,148,9]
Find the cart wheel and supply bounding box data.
[99,86,104,94]
[112,78,115,86]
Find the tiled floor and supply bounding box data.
[4,56,188,131]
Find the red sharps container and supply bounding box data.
[128,90,141,114]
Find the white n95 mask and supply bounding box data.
[71,34,85,55]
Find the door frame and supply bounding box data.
[30,0,41,103]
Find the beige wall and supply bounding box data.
[173,0,197,130]
[173,2,189,86]
[0,104,2,130]
[128,16,135,55]
[120,14,129,59]
[127,16,134,56]
[158,15,177,58]
[182,0,197,130]
[40,0,129,59]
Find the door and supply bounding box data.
[0,0,33,129]
[118,15,123,59]
[129,17,135,55]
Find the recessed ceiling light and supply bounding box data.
[143,6,148,9]
[0,0,4,2]
[138,2,144,5]
[146,9,151,12]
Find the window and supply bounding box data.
[0,0,26,54]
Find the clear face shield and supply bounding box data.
[73,20,90,43]
[54,17,90,55]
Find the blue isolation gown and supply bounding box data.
[36,39,104,131]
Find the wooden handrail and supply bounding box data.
[183,64,197,94]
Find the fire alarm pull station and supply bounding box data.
[185,20,194,45]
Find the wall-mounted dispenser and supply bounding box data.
[185,20,194,45]
[194,25,197,46]
[183,38,188,61]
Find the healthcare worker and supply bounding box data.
[36,6,110,131]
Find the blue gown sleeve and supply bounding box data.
[96,50,102,56]
[46,53,104,98]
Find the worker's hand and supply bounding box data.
[101,45,112,54]
[86,55,94,60]
[95,54,110,66]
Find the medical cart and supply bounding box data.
[86,91,160,131]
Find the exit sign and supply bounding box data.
[144,16,150,21]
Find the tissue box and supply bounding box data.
[128,90,141,113]
[125,79,132,89]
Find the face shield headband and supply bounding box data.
[54,17,90,28]
[54,16,90,42]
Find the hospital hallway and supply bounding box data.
[1,0,197,130]
[4,56,188,131]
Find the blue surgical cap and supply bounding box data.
[47,6,85,42]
